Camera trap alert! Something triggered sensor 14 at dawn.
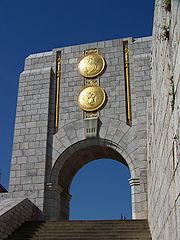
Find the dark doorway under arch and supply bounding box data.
[70,158,132,220]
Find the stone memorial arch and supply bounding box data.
[45,128,141,220]
[7,37,152,220]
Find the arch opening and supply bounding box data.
[58,145,129,193]
[45,139,144,220]
[69,158,132,220]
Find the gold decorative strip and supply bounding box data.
[54,51,61,133]
[84,111,98,119]
[84,48,97,56]
[123,42,132,126]
[83,48,98,119]
[85,79,98,87]
[83,75,98,118]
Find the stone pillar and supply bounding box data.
[8,51,54,211]
[60,191,72,220]
[44,182,61,220]
[129,178,141,219]
[44,183,71,220]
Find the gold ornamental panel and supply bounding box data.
[78,86,106,112]
[78,53,105,78]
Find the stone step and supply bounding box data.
[22,221,149,228]
[26,220,148,224]
[7,236,152,239]
[7,220,152,240]
[32,230,150,235]
[8,236,152,240]
[31,234,150,239]
[32,229,150,233]
[9,232,151,238]
[9,229,150,231]
[21,225,150,230]
[31,237,152,240]
[39,223,149,227]
[29,220,148,224]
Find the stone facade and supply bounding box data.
[147,0,180,239]
[4,37,152,221]
[0,1,179,238]
[8,52,53,210]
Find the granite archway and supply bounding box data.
[44,138,143,220]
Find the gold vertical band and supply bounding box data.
[55,52,61,133]
[123,42,132,126]
[83,48,98,119]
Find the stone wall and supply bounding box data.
[148,0,180,239]
[5,36,152,219]
[0,198,41,240]
[0,0,179,235]
[8,52,54,211]
[45,37,152,219]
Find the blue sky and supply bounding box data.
[70,159,131,220]
[0,0,155,219]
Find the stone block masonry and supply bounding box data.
[2,36,152,221]
[148,0,180,239]
[0,2,178,239]
[9,56,54,210]
[46,37,152,220]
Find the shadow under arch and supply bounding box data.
[58,144,129,193]
[44,138,142,220]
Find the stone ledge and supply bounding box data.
[26,51,53,59]
[0,198,42,240]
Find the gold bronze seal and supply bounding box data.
[78,85,106,112]
[78,53,105,78]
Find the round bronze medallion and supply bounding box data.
[78,85,106,112]
[78,53,105,78]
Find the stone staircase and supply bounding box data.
[7,220,152,240]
